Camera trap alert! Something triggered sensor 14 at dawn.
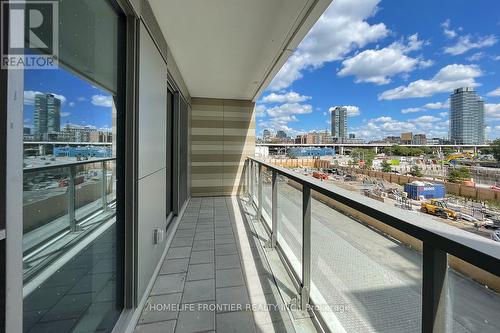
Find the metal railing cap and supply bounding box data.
[247,156,500,276]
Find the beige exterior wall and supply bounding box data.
[191,98,255,196]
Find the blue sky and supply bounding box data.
[256,0,500,140]
[23,68,113,130]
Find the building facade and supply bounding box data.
[400,132,413,144]
[262,129,271,140]
[33,93,61,138]
[276,130,287,138]
[331,106,347,140]
[450,87,485,145]
[413,134,427,145]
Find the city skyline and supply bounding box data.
[255,0,500,141]
[23,68,114,131]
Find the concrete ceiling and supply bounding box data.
[148,0,331,101]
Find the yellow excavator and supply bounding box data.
[446,152,475,163]
[421,199,459,220]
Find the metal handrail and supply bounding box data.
[246,156,500,333]
[24,157,116,172]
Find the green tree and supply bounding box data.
[381,160,392,173]
[409,165,423,177]
[350,148,376,169]
[491,139,500,161]
[447,166,471,183]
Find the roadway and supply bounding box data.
[260,180,500,333]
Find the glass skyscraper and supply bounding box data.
[449,87,485,145]
[33,93,61,138]
[331,106,347,140]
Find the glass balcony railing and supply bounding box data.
[246,157,500,333]
[22,157,116,282]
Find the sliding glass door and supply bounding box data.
[21,1,125,332]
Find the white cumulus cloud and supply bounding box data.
[268,0,389,91]
[444,35,497,56]
[401,107,424,114]
[338,34,432,84]
[266,103,313,118]
[441,19,457,39]
[261,91,311,104]
[91,95,113,107]
[379,64,482,100]
[486,103,500,118]
[487,87,500,97]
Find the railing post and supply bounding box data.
[422,243,449,333]
[245,159,249,195]
[271,170,278,247]
[102,161,108,211]
[250,161,254,198]
[68,165,78,232]
[300,184,311,310]
[257,163,263,221]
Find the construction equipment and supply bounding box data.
[446,152,475,163]
[421,199,459,220]
[312,171,328,180]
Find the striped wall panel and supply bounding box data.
[191,98,255,196]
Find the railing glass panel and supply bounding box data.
[22,159,117,282]
[445,256,500,332]
[261,166,272,230]
[248,157,500,333]
[277,175,303,277]
[311,189,423,332]
[23,166,70,256]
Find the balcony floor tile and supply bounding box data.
[134,196,309,333]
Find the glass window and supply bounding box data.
[22,1,124,332]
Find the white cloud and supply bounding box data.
[410,115,440,123]
[374,116,392,123]
[91,95,113,107]
[352,114,449,140]
[444,35,497,56]
[487,87,500,97]
[68,102,75,107]
[338,34,432,84]
[261,91,311,103]
[423,101,449,109]
[24,91,66,105]
[401,107,424,114]
[77,96,87,102]
[486,103,500,118]
[255,105,266,117]
[266,103,312,117]
[439,112,449,118]
[466,52,485,62]
[258,103,313,135]
[60,112,71,117]
[401,100,450,114]
[441,19,457,39]
[328,105,361,117]
[344,105,361,117]
[378,64,482,100]
[268,0,389,90]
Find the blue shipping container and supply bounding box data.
[404,183,446,199]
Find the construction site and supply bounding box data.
[267,158,500,243]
